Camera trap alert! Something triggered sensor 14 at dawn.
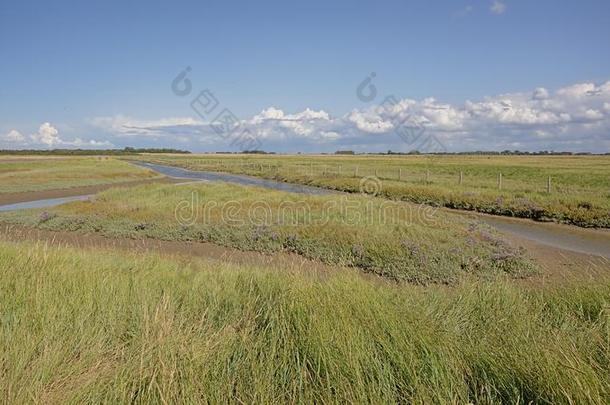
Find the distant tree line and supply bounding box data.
[3,147,604,156]
[337,150,608,156]
[214,150,276,154]
[443,150,602,156]
[0,147,191,156]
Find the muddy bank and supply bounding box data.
[0,177,177,206]
[458,210,610,258]
[497,231,610,286]
[454,210,610,285]
[0,223,339,274]
[1,222,607,286]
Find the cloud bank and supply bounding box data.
[4,80,610,153]
[2,123,113,148]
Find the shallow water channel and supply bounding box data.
[0,195,92,212]
[474,214,610,258]
[132,161,333,195]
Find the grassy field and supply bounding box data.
[0,182,535,284]
[0,157,158,193]
[1,155,608,403]
[133,154,610,227]
[0,240,609,403]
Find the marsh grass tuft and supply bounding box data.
[0,241,608,403]
[0,183,537,284]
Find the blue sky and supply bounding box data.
[1,0,610,152]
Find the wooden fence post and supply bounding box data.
[498,173,503,190]
[547,176,552,193]
[399,168,403,181]
[459,171,463,185]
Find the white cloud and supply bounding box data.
[532,87,549,100]
[90,79,610,153]
[556,82,600,98]
[69,138,114,147]
[3,129,25,143]
[585,109,602,119]
[490,0,506,15]
[2,122,113,149]
[320,131,341,140]
[91,115,203,137]
[347,109,395,133]
[30,122,61,146]
[248,107,332,136]
[250,107,285,124]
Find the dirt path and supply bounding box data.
[0,177,178,206]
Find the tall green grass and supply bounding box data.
[0,240,609,403]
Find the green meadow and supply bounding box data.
[134,154,610,227]
[0,157,158,193]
